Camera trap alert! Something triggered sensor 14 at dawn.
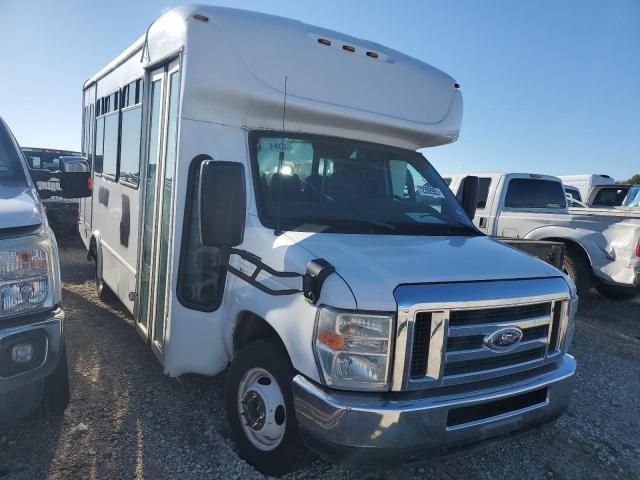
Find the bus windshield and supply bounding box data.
[0,122,26,183]
[251,133,479,236]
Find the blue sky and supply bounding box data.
[1,0,638,180]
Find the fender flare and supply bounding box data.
[522,225,595,266]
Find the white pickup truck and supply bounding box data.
[446,173,640,298]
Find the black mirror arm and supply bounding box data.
[225,248,335,303]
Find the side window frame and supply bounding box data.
[176,155,228,312]
[118,78,144,190]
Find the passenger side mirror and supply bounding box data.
[199,160,246,247]
[458,175,479,219]
[58,156,92,198]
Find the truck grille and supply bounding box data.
[395,278,571,391]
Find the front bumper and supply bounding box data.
[293,354,576,465]
[0,308,64,423]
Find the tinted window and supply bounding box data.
[178,157,226,310]
[23,151,42,169]
[95,117,104,173]
[0,123,25,181]
[505,179,566,209]
[102,114,118,177]
[119,106,142,186]
[564,187,581,201]
[477,177,492,208]
[592,187,628,207]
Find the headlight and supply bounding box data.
[314,307,394,391]
[0,232,57,317]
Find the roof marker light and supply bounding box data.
[454,83,461,89]
[342,45,355,52]
[193,13,209,22]
[318,38,331,46]
[366,51,379,58]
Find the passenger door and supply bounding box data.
[136,59,181,359]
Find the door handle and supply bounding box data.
[479,217,488,228]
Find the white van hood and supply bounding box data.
[0,183,43,230]
[284,232,565,310]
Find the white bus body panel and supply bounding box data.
[83,4,466,379]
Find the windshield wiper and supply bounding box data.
[304,215,397,231]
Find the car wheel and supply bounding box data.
[39,343,70,417]
[562,247,590,295]
[225,338,310,476]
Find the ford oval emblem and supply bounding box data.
[484,327,523,352]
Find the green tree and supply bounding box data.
[619,174,640,184]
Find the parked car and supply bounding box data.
[22,147,85,233]
[586,184,632,208]
[623,185,640,208]
[558,174,616,202]
[79,6,578,475]
[0,116,91,426]
[446,172,640,298]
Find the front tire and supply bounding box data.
[225,338,310,476]
[562,247,591,295]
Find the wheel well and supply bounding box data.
[233,312,286,354]
[541,237,591,265]
[88,235,98,261]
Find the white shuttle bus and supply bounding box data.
[80,6,577,475]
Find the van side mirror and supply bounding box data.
[58,156,92,198]
[458,175,479,219]
[199,160,246,247]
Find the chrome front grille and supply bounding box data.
[392,278,571,391]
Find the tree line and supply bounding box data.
[619,174,640,184]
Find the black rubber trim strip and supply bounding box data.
[226,248,302,296]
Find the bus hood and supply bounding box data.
[0,183,43,230]
[284,232,565,311]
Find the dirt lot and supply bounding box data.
[1,233,639,480]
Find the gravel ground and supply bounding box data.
[1,232,639,479]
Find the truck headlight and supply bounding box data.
[314,307,393,391]
[0,232,57,317]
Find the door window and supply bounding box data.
[477,177,492,208]
[152,71,180,345]
[178,157,226,310]
[137,79,162,332]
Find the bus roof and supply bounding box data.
[84,5,463,149]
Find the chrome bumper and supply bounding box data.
[293,354,575,464]
[0,308,64,394]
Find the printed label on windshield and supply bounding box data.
[415,184,445,199]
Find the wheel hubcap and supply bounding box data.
[237,368,286,451]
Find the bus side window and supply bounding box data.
[95,117,104,174]
[177,156,227,311]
